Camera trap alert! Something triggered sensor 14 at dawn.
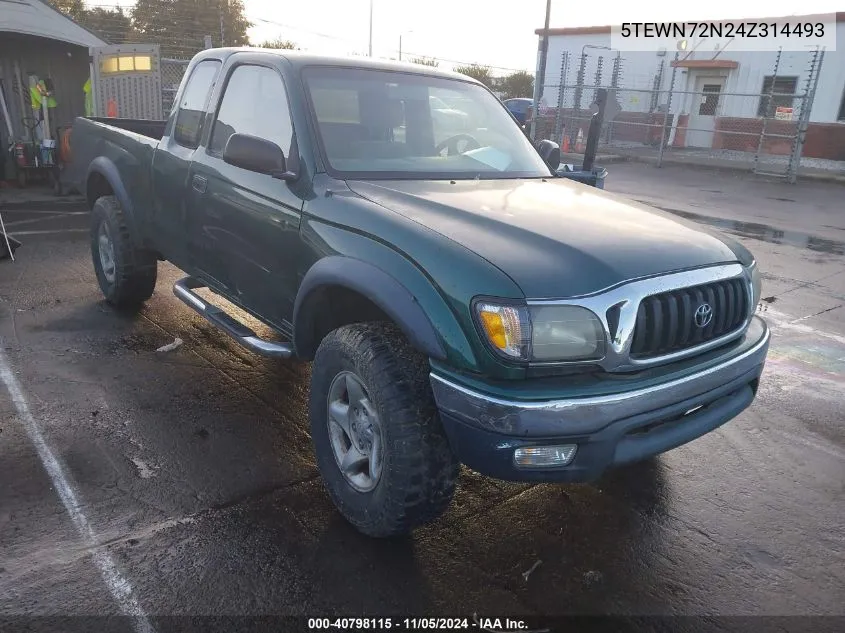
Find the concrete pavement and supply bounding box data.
[0,170,843,631]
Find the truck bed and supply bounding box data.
[68,117,166,242]
[86,118,167,141]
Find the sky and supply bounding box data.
[87,0,842,74]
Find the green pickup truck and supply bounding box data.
[71,48,769,537]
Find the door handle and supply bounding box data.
[192,174,208,194]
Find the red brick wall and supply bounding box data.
[713,118,796,155]
[534,111,845,160]
[672,114,689,148]
[713,119,845,160]
[803,124,845,161]
[533,110,673,147]
[608,112,673,144]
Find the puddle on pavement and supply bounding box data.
[638,203,845,255]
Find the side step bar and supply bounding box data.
[172,277,294,358]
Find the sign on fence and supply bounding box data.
[775,106,794,121]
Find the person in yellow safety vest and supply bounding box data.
[83,78,94,117]
[29,79,57,112]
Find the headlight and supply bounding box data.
[474,301,605,362]
[529,305,606,361]
[749,262,762,314]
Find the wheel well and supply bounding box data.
[296,285,393,359]
[86,172,114,209]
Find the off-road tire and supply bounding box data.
[91,195,157,310]
[310,322,459,537]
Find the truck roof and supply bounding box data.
[192,47,483,85]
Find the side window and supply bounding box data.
[209,66,293,156]
[174,60,221,149]
[208,66,293,156]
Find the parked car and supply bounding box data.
[71,49,769,538]
[503,97,534,125]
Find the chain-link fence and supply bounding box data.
[533,48,832,183]
[160,57,190,114]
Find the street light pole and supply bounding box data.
[368,0,373,57]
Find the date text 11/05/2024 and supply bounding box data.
[308,618,532,631]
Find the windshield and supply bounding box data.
[303,67,551,180]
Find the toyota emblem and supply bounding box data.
[694,303,713,328]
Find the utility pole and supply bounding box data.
[368,0,373,57]
[399,30,413,61]
[219,0,226,47]
[530,0,552,142]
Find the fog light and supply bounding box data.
[514,445,577,468]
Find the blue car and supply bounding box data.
[503,97,534,125]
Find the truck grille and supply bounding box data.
[630,278,748,358]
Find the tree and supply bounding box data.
[84,7,133,44]
[131,0,252,58]
[497,71,534,100]
[409,57,438,67]
[258,37,298,50]
[453,63,494,88]
[49,1,132,43]
[49,0,84,21]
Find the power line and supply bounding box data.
[68,2,533,74]
[247,15,532,72]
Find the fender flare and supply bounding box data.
[86,157,138,238]
[293,256,447,360]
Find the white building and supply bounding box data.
[535,13,845,160]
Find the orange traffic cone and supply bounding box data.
[107,98,118,118]
[575,127,585,153]
[562,132,570,153]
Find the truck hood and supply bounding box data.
[347,178,746,298]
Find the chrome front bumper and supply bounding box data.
[430,316,770,438]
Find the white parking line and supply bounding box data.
[7,229,89,236]
[0,348,155,633]
[0,210,89,215]
[762,308,845,346]
[5,215,85,227]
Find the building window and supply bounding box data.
[699,84,722,116]
[757,76,798,118]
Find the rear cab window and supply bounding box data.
[173,60,222,149]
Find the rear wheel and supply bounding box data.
[91,196,157,310]
[310,322,459,537]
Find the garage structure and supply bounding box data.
[534,12,845,166]
[0,0,106,173]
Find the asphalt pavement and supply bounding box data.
[0,164,843,632]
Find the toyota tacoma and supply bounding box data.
[70,49,769,537]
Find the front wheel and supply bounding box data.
[310,322,459,537]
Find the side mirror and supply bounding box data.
[222,133,296,180]
[536,139,561,171]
